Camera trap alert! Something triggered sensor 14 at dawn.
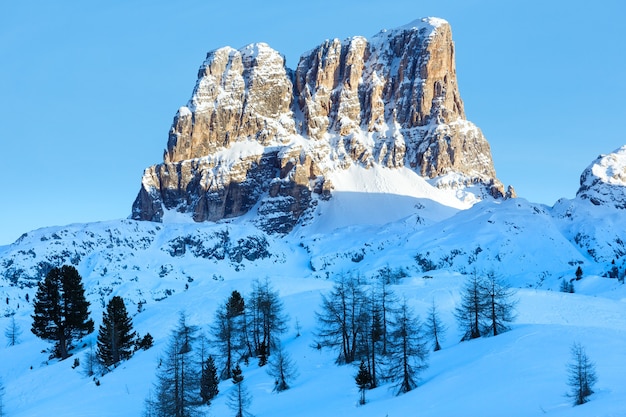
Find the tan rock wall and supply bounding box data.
[165,44,295,163]
[133,19,510,232]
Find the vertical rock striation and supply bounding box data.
[132,17,511,233]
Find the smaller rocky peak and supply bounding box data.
[506,185,517,199]
[577,145,626,208]
[164,42,295,163]
[292,16,466,142]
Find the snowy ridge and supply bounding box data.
[372,16,448,44]
[577,146,626,209]
[4,181,626,308]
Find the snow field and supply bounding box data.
[1,153,626,416]
[2,270,626,416]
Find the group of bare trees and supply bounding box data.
[144,278,295,417]
[210,279,289,376]
[454,272,599,407]
[455,272,517,340]
[315,275,431,402]
[313,270,522,405]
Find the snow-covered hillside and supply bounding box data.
[1,160,626,416]
[2,270,626,417]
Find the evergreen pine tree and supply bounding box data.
[31,269,63,354]
[227,290,245,317]
[31,265,94,359]
[575,266,583,280]
[559,279,575,293]
[355,359,372,405]
[137,333,154,351]
[232,363,244,384]
[200,355,219,405]
[97,296,137,368]
[61,265,94,340]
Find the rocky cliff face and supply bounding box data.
[577,146,626,209]
[132,17,512,233]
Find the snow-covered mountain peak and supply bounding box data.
[577,145,626,208]
[377,16,449,37]
[133,18,512,233]
[4,16,626,417]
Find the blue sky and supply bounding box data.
[1,0,624,245]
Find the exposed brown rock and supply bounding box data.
[164,44,295,163]
[132,18,512,233]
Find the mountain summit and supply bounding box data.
[131,18,513,233]
[577,146,626,209]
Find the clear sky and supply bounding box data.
[1,0,624,245]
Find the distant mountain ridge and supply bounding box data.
[131,18,513,233]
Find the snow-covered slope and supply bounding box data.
[2,268,626,417]
[3,167,623,314]
[2,160,626,415]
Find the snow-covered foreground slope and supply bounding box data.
[2,272,626,416]
[2,162,626,416]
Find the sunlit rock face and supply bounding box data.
[132,18,509,233]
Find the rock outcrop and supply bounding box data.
[577,146,626,209]
[132,17,511,233]
[164,44,296,163]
